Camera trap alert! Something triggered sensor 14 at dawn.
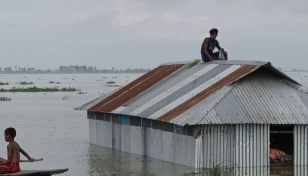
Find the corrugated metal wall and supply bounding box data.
[235,124,269,167]
[196,124,269,169]
[233,124,270,176]
[195,124,270,175]
[89,117,196,167]
[195,136,203,168]
[199,125,236,168]
[294,125,308,166]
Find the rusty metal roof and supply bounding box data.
[81,60,308,125]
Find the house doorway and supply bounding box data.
[270,125,293,175]
[270,125,293,156]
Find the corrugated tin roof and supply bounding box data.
[80,60,308,125]
[184,69,308,125]
[88,64,184,112]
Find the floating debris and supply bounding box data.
[104,84,121,87]
[49,81,61,84]
[18,81,34,85]
[0,82,9,85]
[106,81,116,84]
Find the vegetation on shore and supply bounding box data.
[0,82,9,85]
[0,86,78,92]
[0,97,11,101]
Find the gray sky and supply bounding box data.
[1,0,307,70]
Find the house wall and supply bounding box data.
[89,113,271,169]
[197,124,270,176]
[89,118,196,167]
[196,124,269,173]
[196,125,236,168]
[294,125,308,166]
[235,124,269,167]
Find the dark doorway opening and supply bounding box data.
[270,125,294,175]
[270,125,293,155]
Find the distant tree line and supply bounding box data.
[59,65,97,72]
[0,67,36,72]
[59,65,150,73]
[0,65,150,74]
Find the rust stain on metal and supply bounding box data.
[88,65,165,111]
[89,64,184,112]
[158,65,259,122]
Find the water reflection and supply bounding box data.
[235,167,269,176]
[86,145,295,176]
[87,144,194,176]
[184,166,308,176]
[183,167,269,176]
[294,166,308,176]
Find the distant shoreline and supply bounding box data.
[0,71,149,74]
[2,70,308,74]
[0,65,151,74]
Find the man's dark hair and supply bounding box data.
[209,28,218,35]
[5,127,16,138]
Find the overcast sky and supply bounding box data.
[0,1,307,70]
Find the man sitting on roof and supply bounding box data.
[201,28,228,62]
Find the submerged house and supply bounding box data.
[77,60,308,173]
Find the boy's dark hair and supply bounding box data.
[209,28,218,35]
[5,127,16,138]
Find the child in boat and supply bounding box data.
[0,127,35,173]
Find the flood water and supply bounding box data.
[0,72,308,176]
[0,73,195,176]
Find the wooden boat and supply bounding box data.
[0,168,68,176]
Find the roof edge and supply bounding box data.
[261,62,301,85]
[160,60,270,66]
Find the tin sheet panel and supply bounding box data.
[198,69,308,124]
[89,64,184,112]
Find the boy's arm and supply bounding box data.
[20,147,35,161]
[216,42,224,51]
[0,145,12,165]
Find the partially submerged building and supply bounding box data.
[77,60,308,174]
